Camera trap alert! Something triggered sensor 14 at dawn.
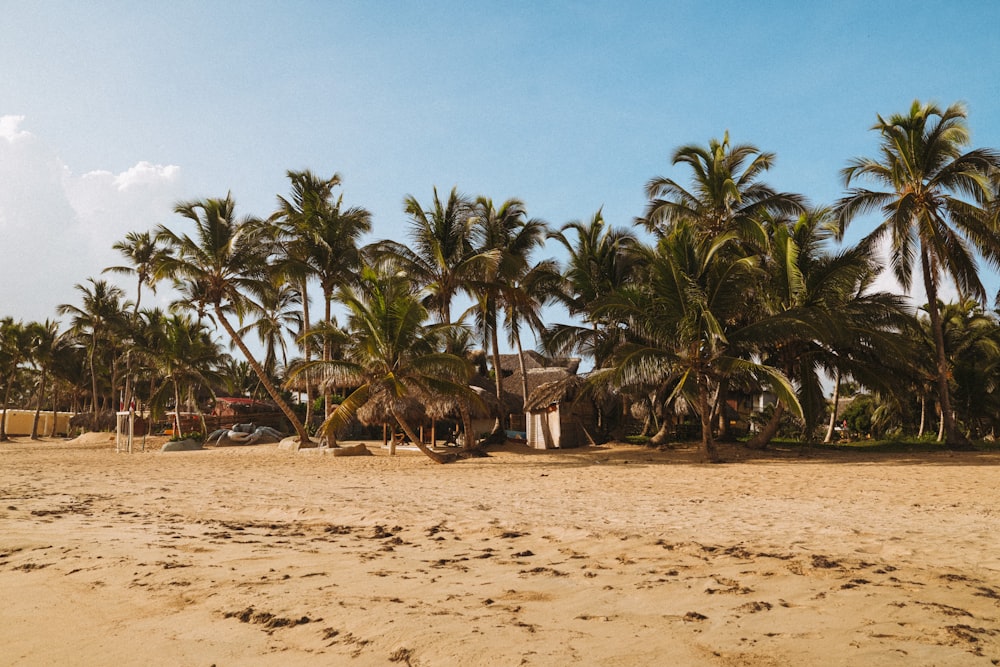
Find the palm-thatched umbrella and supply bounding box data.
[354,388,427,454]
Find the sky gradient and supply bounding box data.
[3,1,999,337]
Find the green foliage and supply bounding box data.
[841,394,876,437]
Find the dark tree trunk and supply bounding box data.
[489,309,506,434]
[921,248,970,449]
[0,384,11,441]
[215,305,311,443]
[697,373,720,462]
[394,410,455,464]
[647,417,672,447]
[302,278,314,429]
[49,385,60,438]
[747,401,785,450]
[30,369,46,440]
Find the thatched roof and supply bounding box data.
[471,373,520,413]
[496,352,581,377]
[502,366,576,401]
[497,351,547,374]
[355,389,426,426]
[524,373,585,412]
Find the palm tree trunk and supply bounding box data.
[715,381,732,441]
[215,305,310,443]
[747,402,785,450]
[697,372,720,462]
[89,340,99,419]
[458,402,478,453]
[648,416,672,447]
[172,379,183,436]
[49,384,60,437]
[921,249,969,448]
[324,293,334,421]
[917,395,927,438]
[394,410,455,464]
[30,369,46,440]
[0,383,11,441]
[514,329,529,416]
[301,278,314,429]
[824,370,841,443]
[489,310,506,433]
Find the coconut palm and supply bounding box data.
[544,210,640,369]
[470,197,549,428]
[56,278,131,419]
[104,230,171,411]
[935,300,1000,438]
[143,313,223,436]
[836,101,1000,447]
[375,187,494,328]
[104,230,168,313]
[25,319,64,439]
[274,169,372,422]
[0,318,32,440]
[746,209,911,447]
[291,267,475,463]
[238,276,302,380]
[155,195,311,442]
[592,225,800,462]
[640,132,806,240]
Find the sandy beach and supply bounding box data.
[1,435,998,666]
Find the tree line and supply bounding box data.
[2,100,999,462]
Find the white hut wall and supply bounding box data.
[526,406,561,449]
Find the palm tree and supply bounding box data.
[25,320,63,439]
[104,230,171,412]
[215,356,253,398]
[56,279,131,420]
[375,186,493,328]
[592,226,800,462]
[640,132,806,240]
[143,314,223,436]
[104,230,167,313]
[836,101,1000,447]
[544,210,640,369]
[274,169,372,422]
[470,197,549,428]
[0,318,31,440]
[238,276,302,380]
[291,267,475,463]
[747,209,911,447]
[155,195,311,443]
[935,300,1000,438]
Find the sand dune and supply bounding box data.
[1,435,998,665]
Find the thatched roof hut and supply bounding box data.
[522,373,595,449]
[503,367,578,410]
[523,372,584,412]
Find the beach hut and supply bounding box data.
[500,357,581,429]
[522,372,594,449]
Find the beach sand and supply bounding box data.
[1,434,998,666]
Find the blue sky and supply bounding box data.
[2,1,999,344]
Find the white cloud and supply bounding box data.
[0,115,182,323]
[0,115,30,142]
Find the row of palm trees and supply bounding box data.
[2,100,999,462]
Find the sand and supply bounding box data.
[1,434,998,666]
